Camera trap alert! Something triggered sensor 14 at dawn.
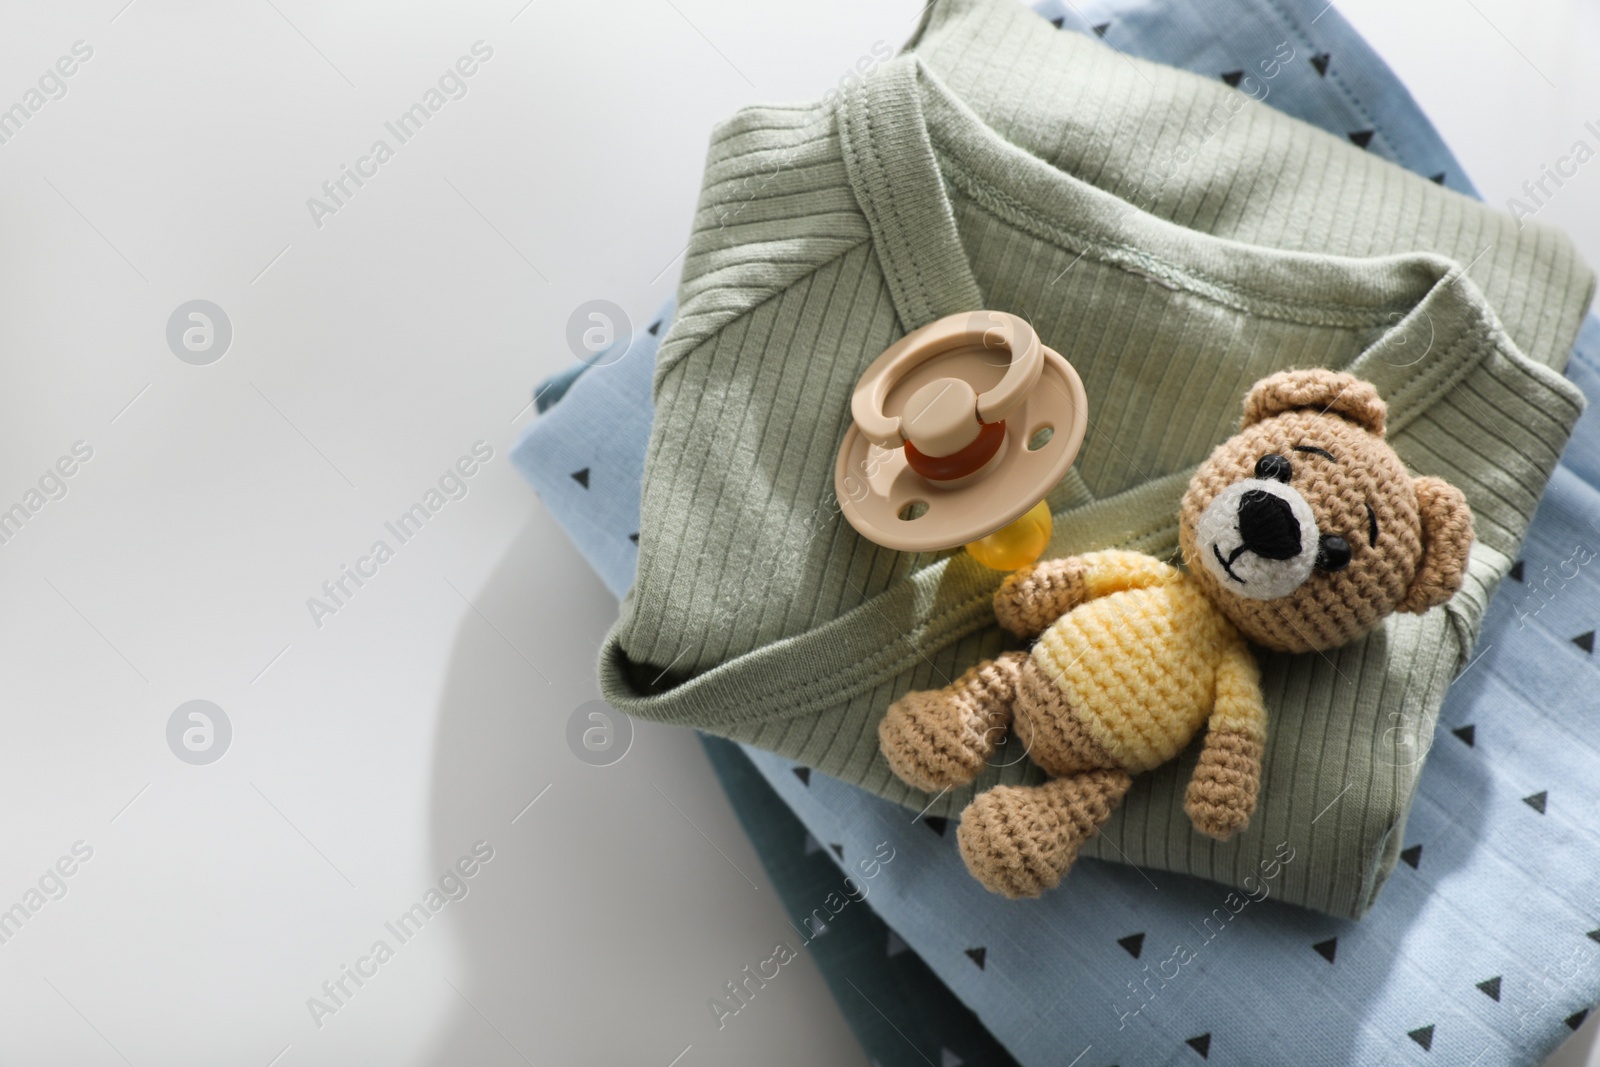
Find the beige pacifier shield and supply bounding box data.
[835,313,1087,553]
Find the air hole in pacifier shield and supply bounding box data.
[834,311,1088,569]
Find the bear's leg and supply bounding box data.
[878,651,1028,792]
[957,770,1133,898]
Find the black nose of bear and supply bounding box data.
[1238,489,1302,560]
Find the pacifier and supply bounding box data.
[834,311,1088,570]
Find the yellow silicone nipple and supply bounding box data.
[964,500,1052,571]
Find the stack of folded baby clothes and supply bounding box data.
[514,1,1600,1063]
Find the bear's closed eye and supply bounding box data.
[1364,502,1379,547]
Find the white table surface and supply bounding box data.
[0,1,1592,1065]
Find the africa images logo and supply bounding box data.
[306,841,495,1029]
[305,42,494,230]
[306,441,494,629]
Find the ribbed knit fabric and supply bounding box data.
[599,0,1595,915]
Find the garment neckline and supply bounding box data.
[836,54,1498,397]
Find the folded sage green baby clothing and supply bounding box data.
[599,0,1594,916]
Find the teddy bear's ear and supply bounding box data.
[1241,369,1387,436]
[1398,476,1473,614]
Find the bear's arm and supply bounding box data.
[994,550,1180,637]
[1183,640,1267,842]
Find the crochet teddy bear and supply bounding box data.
[877,369,1475,898]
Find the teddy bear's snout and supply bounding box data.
[1195,478,1321,599]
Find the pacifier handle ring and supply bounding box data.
[850,311,1045,450]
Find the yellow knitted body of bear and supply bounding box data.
[1030,552,1264,774]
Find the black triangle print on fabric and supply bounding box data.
[1348,130,1375,149]
[628,532,639,545]
[1524,791,1548,814]
[1186,1033,1211,1059]
[1453,724,1476,747]
[647,320,661,336]
[940,1049,964,1067]
[1093,21,1110,36]
[1510,560,1525,581]
[1049,15,1064,28]
[923,815,948,837]
[1220,70,1244,87]
[1408,1025,1435,1051]
[1568,1009,1590,1030]
[1430,172,1447,185]
[830,843,844,860]
[571,467,590,488]
[1310,52,1330,76]
[965,946,987,970]
[1574,631,1595,654]
[886,930,909,958]
[792,766,811,786]
[1313,937,1338,964]
[1401,844,1423,869]
[1588,929,1600,944]
[1477,976,1502,1001]
[1118,933,1145,959]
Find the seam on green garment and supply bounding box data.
[653,237,873,384]
[654,100,863,385]
[695,164,850,204]
[858,78,927,325]
[938,153,1451,327]
[1377,326,1493,442]
[840,64,936,329]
